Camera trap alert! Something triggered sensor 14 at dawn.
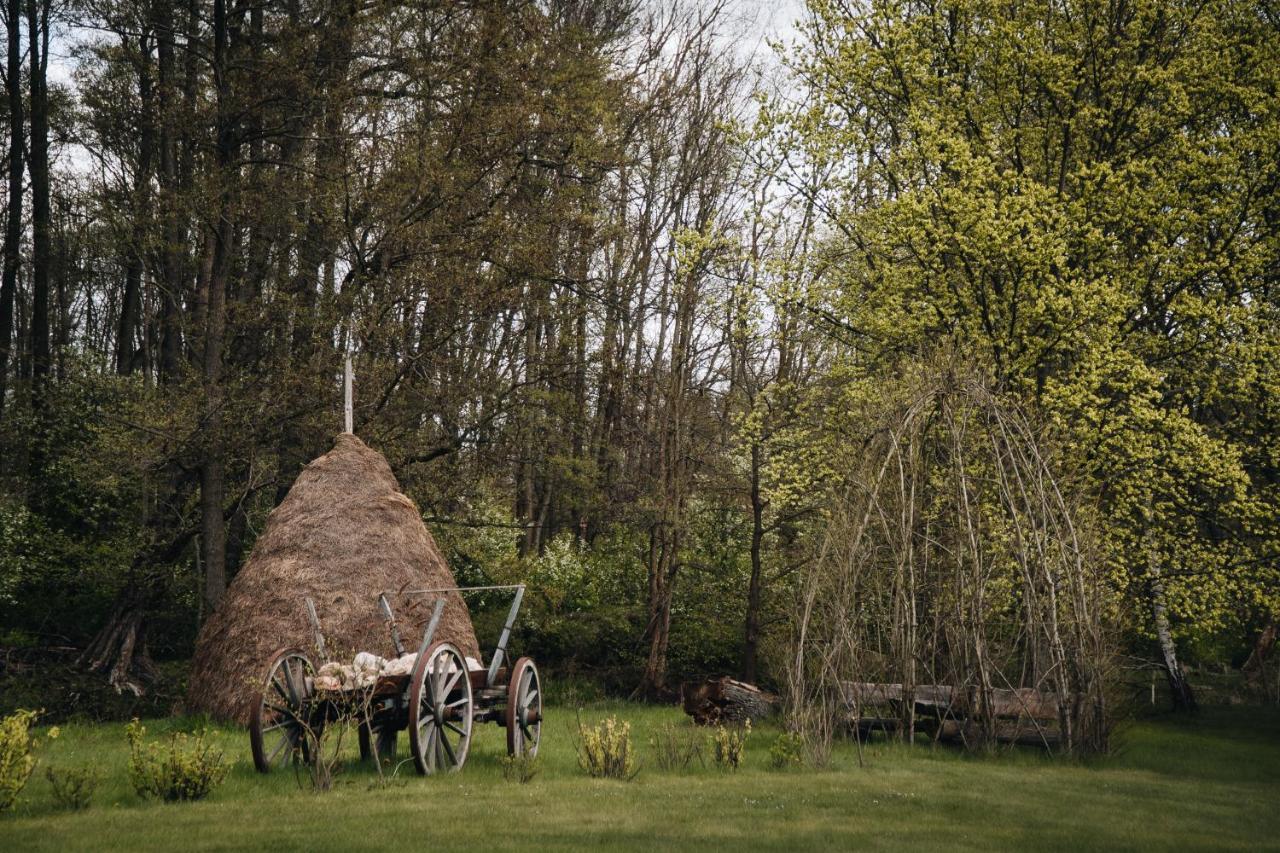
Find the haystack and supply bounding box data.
[186,433,480,723]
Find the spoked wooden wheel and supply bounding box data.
[408,642,473,775]
[506,657,542,758]
[249,648,315,773]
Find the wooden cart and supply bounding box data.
[248,584,541,775]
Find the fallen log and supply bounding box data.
[937,719,1061,748]
[840,681,1067,748]
[841,682,1061,721]
[850,716,902,736]
[681,676,779,725]
[952,687,1060,722]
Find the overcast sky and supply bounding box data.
[48,0,811,84]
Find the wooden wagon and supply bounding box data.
[248,584,541,775]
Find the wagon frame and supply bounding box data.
[248,584,541,775]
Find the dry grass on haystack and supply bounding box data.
[186,433,480,722]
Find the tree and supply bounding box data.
[769,0,1280,710]
[0,0,22,422]
[25,0,49,407]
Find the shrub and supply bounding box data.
[710,720,750,771]
[768,731,804,770]
[575,714,638,780]
[0,710,38,812]
[650,721,703,771]
[302,690,376,793]
[46,766,99,810]
[126,719,230,802]
[501,753,541,784]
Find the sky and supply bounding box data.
[47,0,811,86]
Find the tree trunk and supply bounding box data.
[637,521,679,699]
[0,0,22,423]
[1242,621,1276,697]
[81,466,196,693]
[200,452,227,610]
[1148,559,1196,712]
[26,0,50,405]
[157,0,201,382]
[116,32,155,376]
[199,0,236,613]
[197,215,230,611]
[81,587,157,696]
[636,252,698,700]
[741,439,766,683]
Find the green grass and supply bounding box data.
[2,702,1278,851]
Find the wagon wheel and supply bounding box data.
[506,657,542,758]
[249,647,315,773]
[407,642,473,775]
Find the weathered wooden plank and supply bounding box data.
[950,687,1060,721]
[841,682,903,704]
[841,682,1061,721]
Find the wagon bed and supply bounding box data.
[248,585,541,775]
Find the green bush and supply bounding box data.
[650,721,703,771]
[768,731,804,770]
[710,720,750,771]
[438,502,760,691]
[0,710,37,812]
[501,753,541,784]
[126,719,230,802]
[45,766,99,810]
[575,715,638,780]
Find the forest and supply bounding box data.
[0,0,1277,739]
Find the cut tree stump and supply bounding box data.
[681,676,779,725]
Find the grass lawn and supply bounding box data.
[1,701,1277,851]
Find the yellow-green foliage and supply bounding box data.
[126,719,230,802]
[0,710,37,812]
[761,0,1280,647]
[575,715,637,780]
[768,731,804,770]
[710,720,750,771]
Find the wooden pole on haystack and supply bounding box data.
[343,351,353,434]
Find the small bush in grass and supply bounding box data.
[46,766,99,810]
[0,710,38,812]
[710,720,750,771]
[650,722,703,771]
[574,714,638,780]
[502,753,541,784]
[126,719,230,802]
[769,731,804,770]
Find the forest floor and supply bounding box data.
[1,701,1277,851]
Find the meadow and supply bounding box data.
[1,702,1277,852]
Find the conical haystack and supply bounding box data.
[187,433,480,722]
